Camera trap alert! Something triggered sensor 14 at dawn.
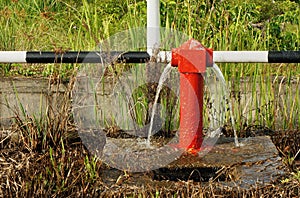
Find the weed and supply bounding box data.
[0,0,299,196]
[84,155,99,182]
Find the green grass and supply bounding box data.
[0,1,299,195]
[0,0,299,130]
[1,0,298,50]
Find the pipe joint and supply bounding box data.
[171,39,213,73]
[170,39,213,152]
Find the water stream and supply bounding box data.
[211,63,240,147]
[146,63,173,147]
[146,63,240,148]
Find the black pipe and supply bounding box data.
[26,51,150,64]
[23,50,300,64]
[268,51,300,63]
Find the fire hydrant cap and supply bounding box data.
[171,39,213,73]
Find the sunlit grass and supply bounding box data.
[0,0,299,196]
[0,0,299,129]
[0,0,299,130]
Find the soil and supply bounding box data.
[0,129,299,197]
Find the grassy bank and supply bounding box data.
[1,0,299,50]
[1,0,298,130]
[0,0,299,196]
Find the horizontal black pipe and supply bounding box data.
[268,51,300,63]
[1,50,300,63]
[26,51,150,64]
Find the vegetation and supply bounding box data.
[0,0,299,197]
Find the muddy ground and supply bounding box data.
[0,127,299,197]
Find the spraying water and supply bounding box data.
[211,63,240,147]
[146,63,174,146]
[146,63,240,148]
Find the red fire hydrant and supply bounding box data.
[171,39,213,153]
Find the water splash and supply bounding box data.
[211,63,240,147]
[146,63,174,147]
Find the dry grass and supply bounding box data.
[0,58,299,197]
[0,77,299,197]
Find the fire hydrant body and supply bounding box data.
[171,39,213,152]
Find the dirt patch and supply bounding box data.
[0,132,299,197]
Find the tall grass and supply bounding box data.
[0,0,299,196]
[0,0,299,130]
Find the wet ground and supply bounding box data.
[100,136,285,188]
[0,127,299,197]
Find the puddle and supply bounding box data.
[152,167,226,182]
[98,136,285,188]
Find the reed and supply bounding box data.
[0,0,299,195]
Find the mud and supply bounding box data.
[99,136,285,189]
